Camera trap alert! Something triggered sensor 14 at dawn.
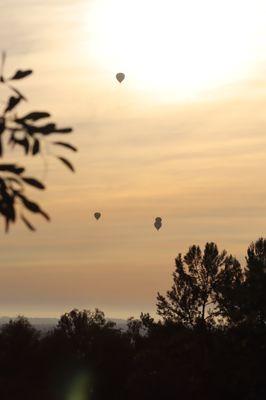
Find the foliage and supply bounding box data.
[242,238,266,325]
[0,53,77,232]
[0,239,266,399]
[56,308,116,339]
[156,242,243,328]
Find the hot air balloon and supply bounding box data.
[94,212,101,220]
[116,72,125,83]
[154,217,162,231]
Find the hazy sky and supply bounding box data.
[1,0,266,318]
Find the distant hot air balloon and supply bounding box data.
[154,217,162,231]
[94,212,101,220]
[116,72,125,83]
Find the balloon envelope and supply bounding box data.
[154,217,162,230]
[94,212,101,220]
[116,72,125,83]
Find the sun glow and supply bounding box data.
[85,0,266,102]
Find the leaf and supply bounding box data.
[41,210,50,221]
[12,137,30,155]
[0,117,5,134]
[20,214,36,231]
[38,123,56,135]
[53,142,77,152]
[55,127,73,134]
[57,156,75,172]
[21,138,30,155]
[22,177,45,190]
[0,164,24,174]
[34,124,73,136]
[0,119,5,155]
[10,69,33,80]
[0,118,4,157]
[18,194,50,221]
[22,112,50,121]
[0,192,16,233]
[4,96,22,113]
[32,139,40,155]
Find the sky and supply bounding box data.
[1,0,266,318]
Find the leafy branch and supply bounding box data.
[0,52,77,232]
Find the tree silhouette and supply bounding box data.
[0,237,265,400]
[0,52,77,232]
[0,317,40,399]
[49,309,130,400]
[56,308,115,339]
[242,238,266,326]
[157,242,243,327]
